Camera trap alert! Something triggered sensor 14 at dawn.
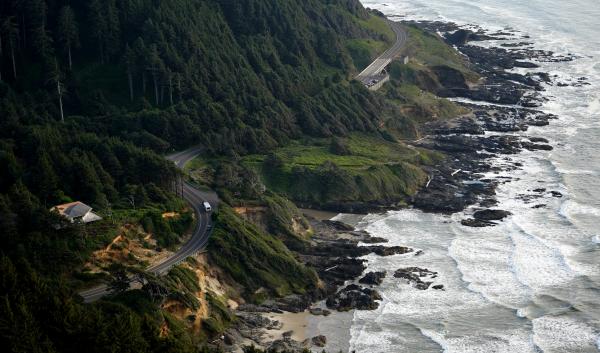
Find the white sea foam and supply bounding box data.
[448,228,532,308]
[509,222,575,289]
[419,329,448,352]
[421,328,538,353]
[340,1,600,352]
[532,316,600,352]
[560,200,600,218]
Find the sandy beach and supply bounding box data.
[262,308,355,353]
[264,311,311,342]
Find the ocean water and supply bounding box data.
[332,1,600,352]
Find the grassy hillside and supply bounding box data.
[346,15,396,71]
[385,83,470,123]
[402,25,479,81]
[188,134,442,210]
[208,205,318,301]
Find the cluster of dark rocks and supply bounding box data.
[223,218,449,352]
[325,284,383,311]
[394,267,443,291]
[461,209,513,227]
[298,219,412,293]
[409,20,574,223]
[224,218,415,351]
[359,271,387,286]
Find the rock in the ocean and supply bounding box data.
[362,236,389,244]
[326,284,382,311]
[359,271,387,286]
[461,218,496,227]
[473,209,512,221]
[370,246,412,256]
[529,137,550,143]
[522,142,553,151]
[312,335,327,347]
[394,267,438,290]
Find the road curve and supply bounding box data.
[80,21,407,303]
[357,20,408,84]
[79,147,218,302]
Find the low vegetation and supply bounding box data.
[239,134,438,208]
[402,25,479,81]
[346,15,396,71]
[208,205,318,301]
[385,82,470,123]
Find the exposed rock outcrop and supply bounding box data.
[394,267,439,290]
[359,271,387,286]
[326,284,382,311]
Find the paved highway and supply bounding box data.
[80,21,407,303]
[357,21,408,85]
[79,147,218,302]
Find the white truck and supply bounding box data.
[203,201,212,212]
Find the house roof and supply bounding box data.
[52,201,93,219]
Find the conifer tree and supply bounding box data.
[133,38,147,94]
[88,0,107,63]
[147,44,162,105]
[1,17,19,80]
[123,44,136,102]
[47,59,65,122]
[32,152,58,206]
[28,0,53,61]
[57,6,79,70]
[0,26,3,82]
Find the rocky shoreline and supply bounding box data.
[218,20,575,352]
[410,20,575,225]
[220,215,416,352]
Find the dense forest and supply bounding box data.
[0,0,395,263]
[0,0,408,351]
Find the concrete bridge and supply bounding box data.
[356,21,408,91]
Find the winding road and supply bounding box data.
[356,20,408,87]
[80,20,406,303]
[79,147,218,302]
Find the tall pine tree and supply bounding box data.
[57,6,79,70]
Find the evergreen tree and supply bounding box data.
[147,44,162,106]
[47,59,65,122]
[57,6,79,70]
[27,0,53,61]
[1,17,19,80]
[88,0,107,63]
[123,44,136,102]
[0,22,3,82]
[32,152,58,206]
[133,38,147,94]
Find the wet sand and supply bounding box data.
[300,208,340,221]
[264,311,310,342]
